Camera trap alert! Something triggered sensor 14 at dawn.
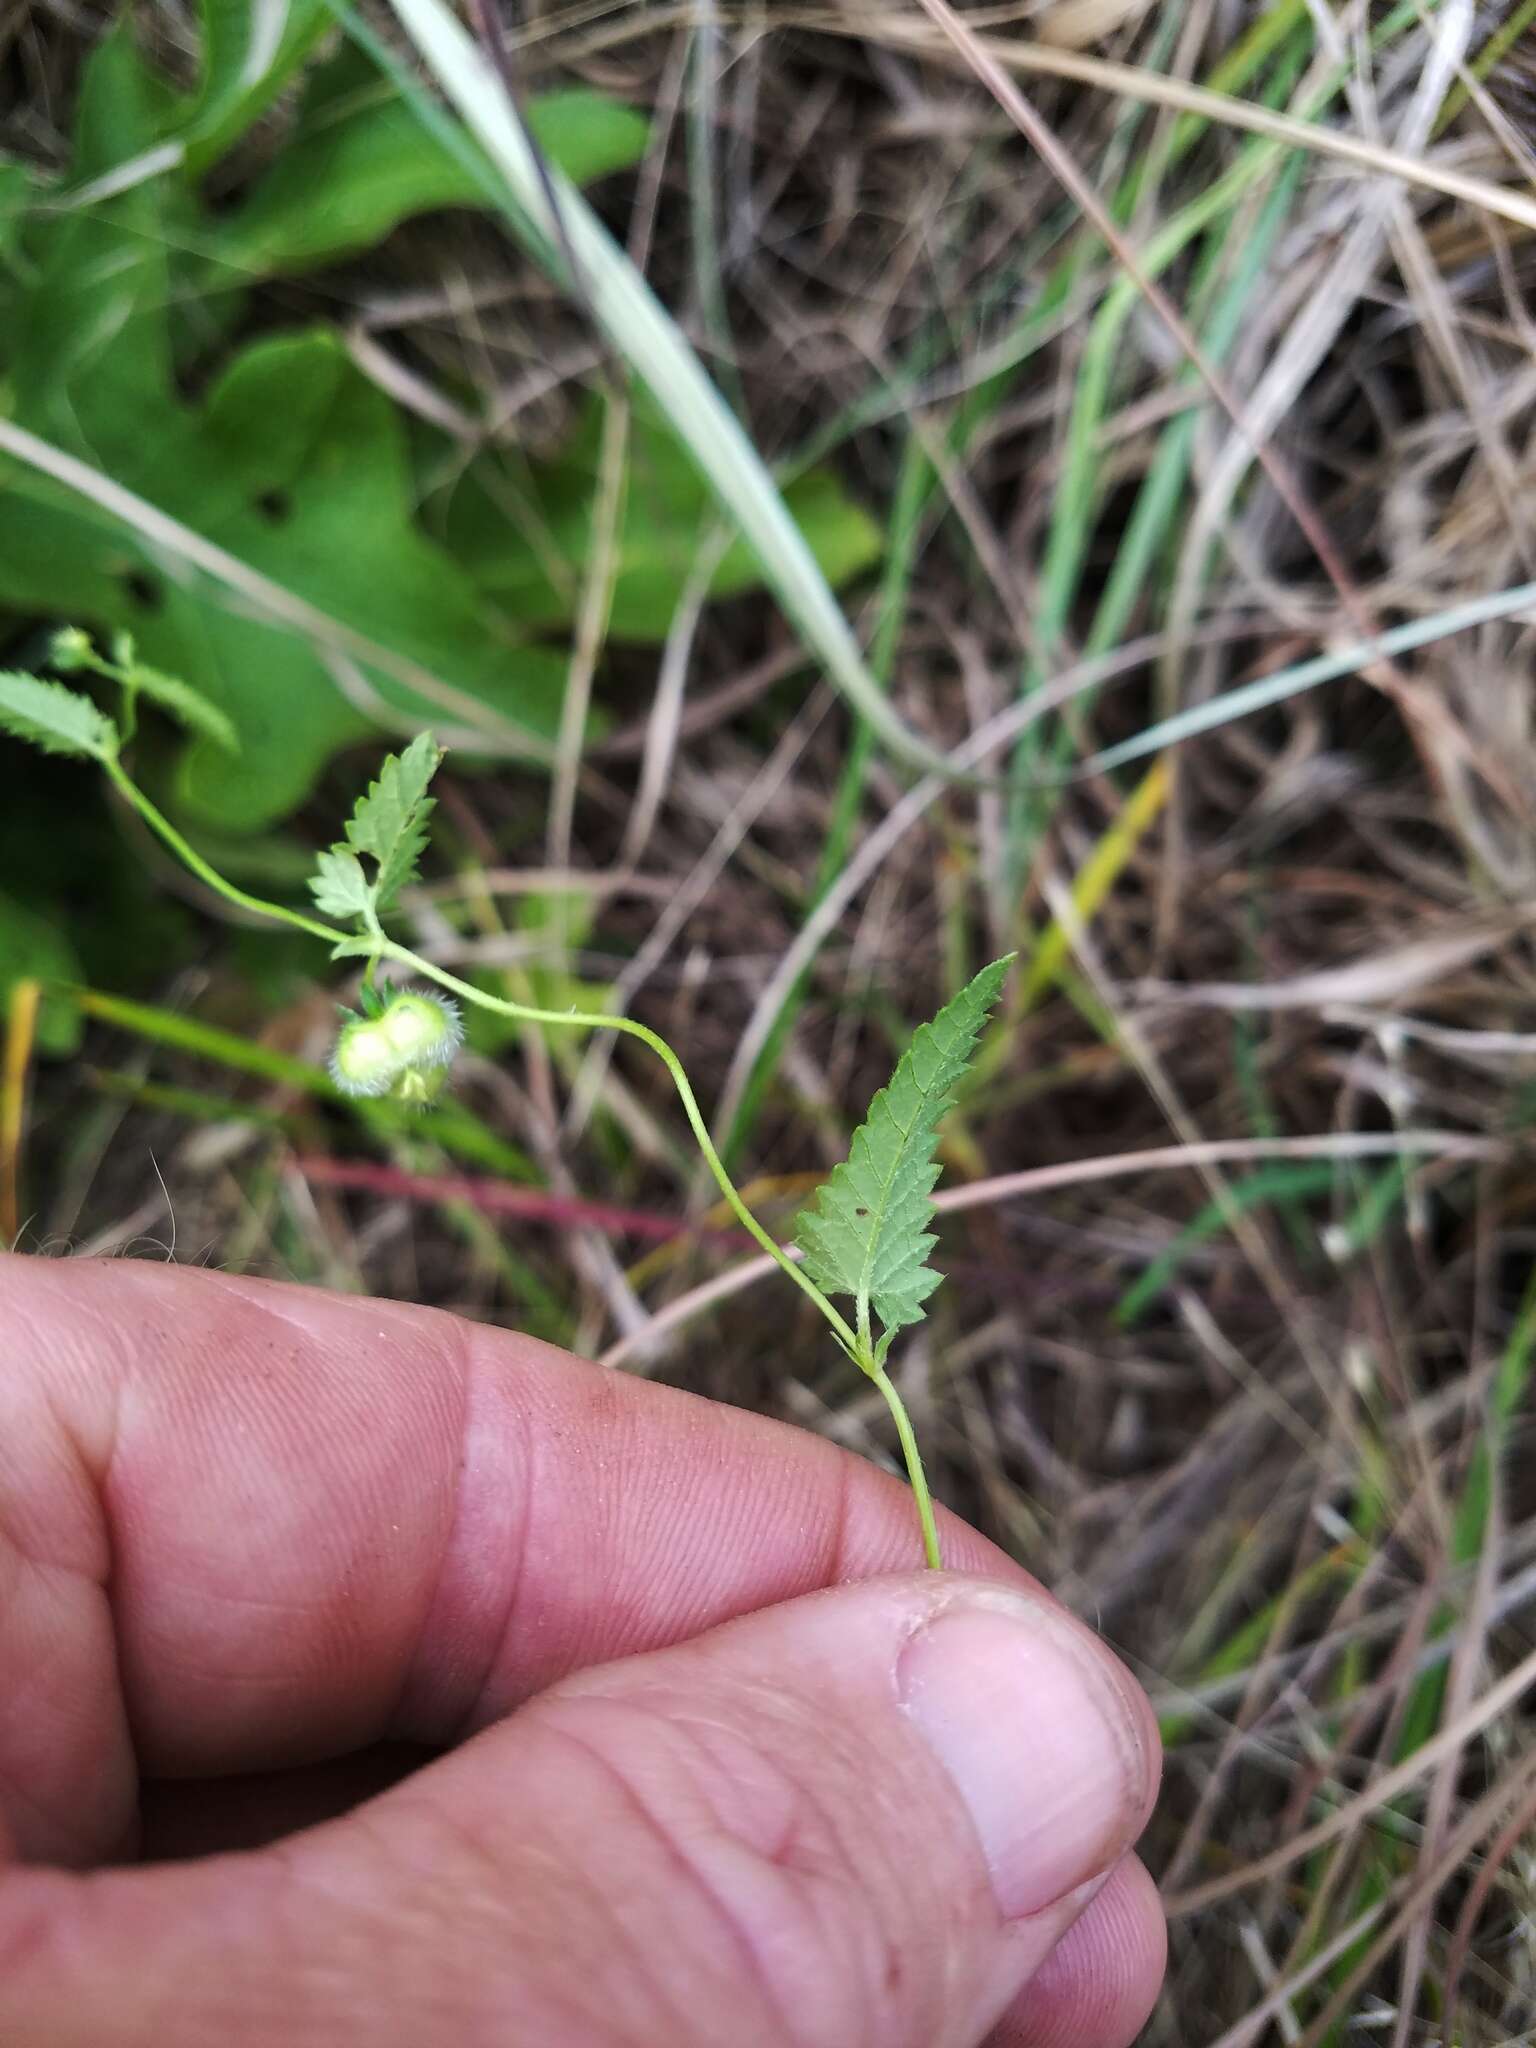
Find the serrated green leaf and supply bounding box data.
[127,662,240,752]
[341,731,441,909]
[308,845,373,920]
[794,957,1014,1343]
[0,674,117,760]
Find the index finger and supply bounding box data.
[1,1253,1030,1864]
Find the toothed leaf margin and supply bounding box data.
[794,956,1012,1341]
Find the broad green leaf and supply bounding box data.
[309,846,374,920]
[795,958,1013,1342]
[13,24,180,452]
[69,15,182,175]
[339,730,441,909]
[216,47,650,275]
[0,675,117,760]
[0,13,642,832]
[127,662,240,752]
[524,88,654,186]
[440,399,882,642]
[0,330,570,829]
[0,476,375,829]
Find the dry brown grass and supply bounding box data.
[13,3,1536,2041]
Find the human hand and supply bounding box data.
[0,1255,1163,2047]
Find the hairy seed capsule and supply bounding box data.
[330,989,462,1101]
[330,1020,398,1097]
[377,992,462,1069]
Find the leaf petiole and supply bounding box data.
[870,1363,942,1571]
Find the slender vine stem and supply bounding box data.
[375,938,860,1353]
[1,672,956,1570]
[101,750,950,1560]
[870,1363,943,1571]
[104,757,342,946]
[102,750,862,1358]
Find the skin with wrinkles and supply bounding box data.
[0,1255,1164,2048]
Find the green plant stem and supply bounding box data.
[100,750,951,1562]
[98,754,857,1351]
[104,756,341,946]
[374,937,859,1352]
[870,1362,943,1570]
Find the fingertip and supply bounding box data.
[987,1854,1167,2048]
[897,1578,1160,1922]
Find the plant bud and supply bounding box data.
[49,627,94,672]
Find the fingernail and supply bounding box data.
[898,1594,1146,1920]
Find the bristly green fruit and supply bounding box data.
[330,988,463,1104]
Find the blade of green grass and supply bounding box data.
[967,62,1313,1060]
[1394,1258,1536,1758]
[366,0,961,783]
[720,120,1298,1146]
[1008,21,1315,849]
[718,430,927,1168]
[1159,1541,1357,1747]
[1307,1268,1536,2032]
[1434,0,1536,134]
[87,1067,302,1134]
[1116,1155,1417,1327]
[1116,1160,1338,1326]
[713,10,1238,1162]
[1173,0,1310,147]
[787,0,1314,485]
[1075,574,1536,778]
[1005,0,1438,860]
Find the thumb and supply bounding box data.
[0,1573,1159,2048]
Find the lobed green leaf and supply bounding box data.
[794,956,1013,1347]
[0,674,118,760]
[308,733,443,926]
[309,846,374,922]
[341,731,442,911]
